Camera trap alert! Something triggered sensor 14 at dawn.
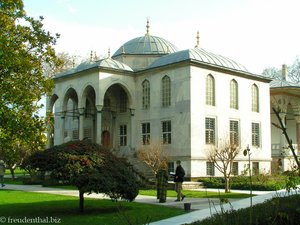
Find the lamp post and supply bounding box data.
[243,145,252,223]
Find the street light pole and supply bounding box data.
[243,145,252,223]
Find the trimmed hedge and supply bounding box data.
[188,194,300,225]
[199,174,300,191]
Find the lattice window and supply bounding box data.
[230,79,238,109]
[142,80,150,109]
[162,120,171,144]
[206,74,215,106]
[206,162,215,176]
[251,84,259,112]
[205,117,215,144]
[230,120,239,146]
[119,125,127,146]
[252,162,259,175]
[232,161,239,176]
[141,122,150,145]
[162,76,171,107]
[252,123,260,147]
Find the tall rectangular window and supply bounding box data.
[252,162,259,175]
[142,122,150,145]
[162,120,171,144]
[230,79,238,109]
[230,120,239,146]
[206,75,215,106]
[119,125,127,146]
[251,84,259,112]
[252,122,260,147]
[142,80,150,109]
[205,117,215,144]
[232,162,239,176]
[206,162,215,176]
[168,162,175,174]
[162,76,171,107]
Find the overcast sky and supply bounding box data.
[23,0,300,74]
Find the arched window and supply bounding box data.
[251,84,259,112]
[206,75,215,106]
[162,75,171,107]
[142,80,150,109]
[230,79,238,109]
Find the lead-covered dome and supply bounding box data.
[112,34,178,57]
[149,47,248,72]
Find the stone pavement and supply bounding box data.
[1,184,298,225]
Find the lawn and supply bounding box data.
[0,190,185,225]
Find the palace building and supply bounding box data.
[47,21,273,178]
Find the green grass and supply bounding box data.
[0,189,185,225]
[139,189,253,198]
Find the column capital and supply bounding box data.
[96,105,103,113]
[78,107,85,115]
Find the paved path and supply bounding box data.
[1,184,298,225]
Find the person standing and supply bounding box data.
[0,160,5,187]
[174,160,185,201]
[156,163,169,203]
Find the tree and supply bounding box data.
[22,140,140,212]
[288,57,300,83]
[262,67,282,80]
[272,107,300,172]
[137,142,169,175]
[207,140,240,192]
[0,0,60,169]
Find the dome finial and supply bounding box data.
[108,48,111,58]
[146,17,150,36]
[90,50,93,61]
[195,31,200,48]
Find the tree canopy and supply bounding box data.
[22,140,140,212]
[0,0,60,166]
[262,56,300,83]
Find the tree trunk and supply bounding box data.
[79,190,84,213]
[224,176,230,193]
[9,168,15,180]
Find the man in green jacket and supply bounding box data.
[174,160,185,201]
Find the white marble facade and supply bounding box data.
[47,25,273,178]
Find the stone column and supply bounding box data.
[130,108,135,150]
[60,112,66,145]
[78,108,85,140]
[46,110,52,148]
[95,105,103,145]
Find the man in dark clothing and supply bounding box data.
[174,160,185,201]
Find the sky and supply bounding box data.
[23,0,300,75]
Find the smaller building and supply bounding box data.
[270,65,300,172]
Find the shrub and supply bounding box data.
[199,174,300,191]
[188,194,300,225]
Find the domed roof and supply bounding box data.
[55,57,133,78]
[112,34,178,57]
[149,48,248,72]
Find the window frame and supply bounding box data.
[162,75,171,107]
[206,74,215,106]
[230,79,238,109]
[205,117,216,144]
[119,124,127,146]
[141,122,151,145]
[161,120,172,144]
[142,80,150,109]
